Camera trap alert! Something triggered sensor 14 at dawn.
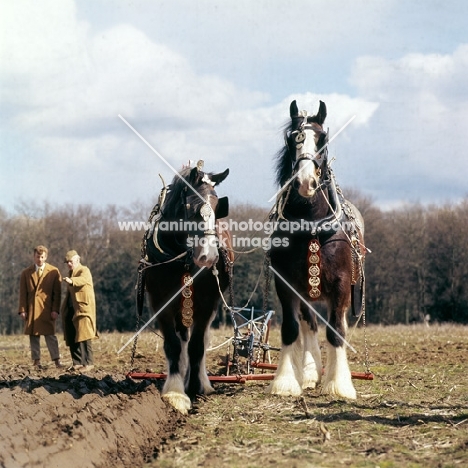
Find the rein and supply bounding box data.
[138,252,188,271]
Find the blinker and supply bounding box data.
[295,132,306,143]
[215,196,229,219]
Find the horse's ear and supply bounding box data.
[316,100,327,125]
[210,168,229,186]
[290,100,299,118]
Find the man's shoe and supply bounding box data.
[33,359,42,369]
[55,360,65,368]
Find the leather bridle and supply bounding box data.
[285,115,329,174]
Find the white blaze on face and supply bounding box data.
[295,128,318,162]
[193,195,219,268]
[296,159,320,197]
[294,127,323,198]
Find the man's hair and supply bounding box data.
[34,245,48,255]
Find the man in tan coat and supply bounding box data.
[62,250,98,371]
[18,245,63,368]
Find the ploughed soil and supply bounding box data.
[1,324,468,468]
[0,333,181,468]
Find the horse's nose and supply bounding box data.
[195,254,218,269]
[198,255,207,264]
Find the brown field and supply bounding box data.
[1,324,467,468]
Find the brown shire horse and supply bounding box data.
[269,100,365,399]
[140,163,231,414]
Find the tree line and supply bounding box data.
[1,193,467,334]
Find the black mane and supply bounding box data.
[275,120,294,187]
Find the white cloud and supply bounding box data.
[133,0,392,61]
[347,45,468,204]
[1,1,89,102]
[1,0,380,210]
[1,1,467,211]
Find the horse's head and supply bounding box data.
[183,164,229,269]
[286,100,328,198]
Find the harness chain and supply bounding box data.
[257,251,272,365]
[129,314,141,372]
[224,249,235,309]
[359,259,371,374]
[129,263,146,372]
[136,263,145,315]
[226,251,242,375]
[351,244,357,285]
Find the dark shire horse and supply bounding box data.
[269,100,365,399]
[140,161,231,414]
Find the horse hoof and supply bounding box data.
[203,384,215,395]
[321,381,357,400]
[162,392,192,414]
[302,379,318,390]
[268,377,303,396]
[199,376,215,395]
[302,369,320,389]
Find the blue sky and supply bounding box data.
[1,0,468,213]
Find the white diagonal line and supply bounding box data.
[117,267,205,354]
[269,265,356,353]
[118,114,206,204]
[267,115,356,203]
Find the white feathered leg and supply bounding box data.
[269,326,303,396]
[301,320,322,389]
[199,327,215,395]
[161,373,192,414]
[322,342,356,399]
[161,334,191,414]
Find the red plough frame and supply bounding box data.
[127,307,374,383]
[127,364,374,383]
